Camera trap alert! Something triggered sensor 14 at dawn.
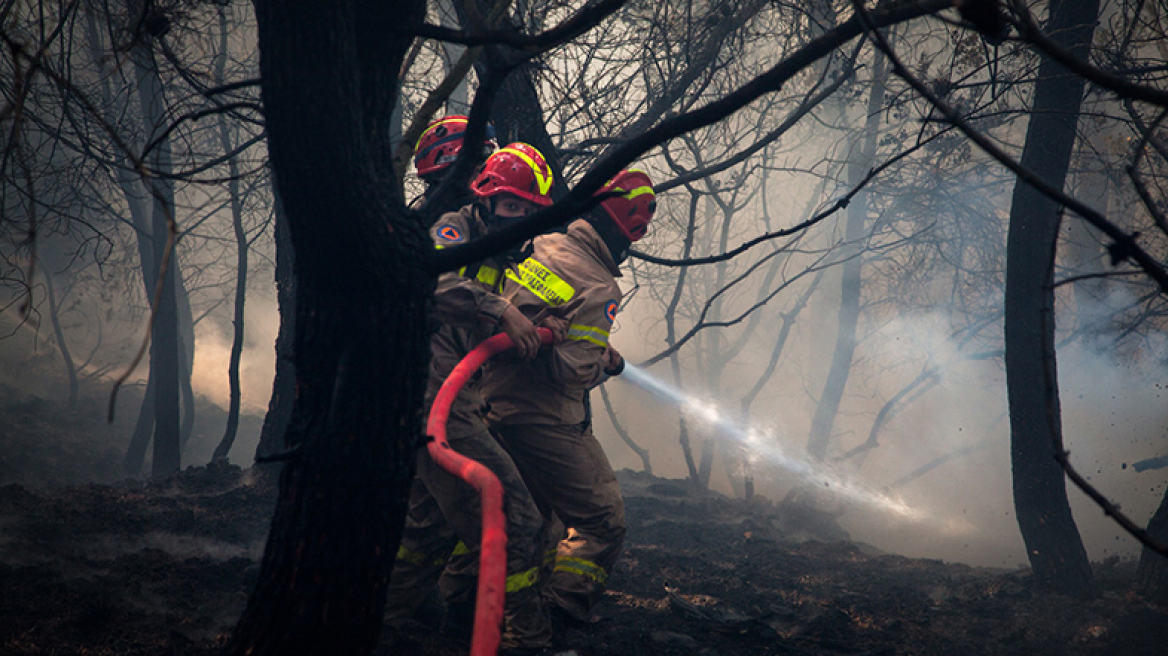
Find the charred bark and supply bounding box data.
[211,153,247,462]
[255,184,295,467]
[1004,0,1097,595]
[225,0,427,652]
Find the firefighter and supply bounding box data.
[386,143,558,652]
[387,114,501,633]
[410,114,498,213]
[481,169,655,626]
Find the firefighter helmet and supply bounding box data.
[471,142,555,207]
[413,115,497,177]
[597,169,655,242]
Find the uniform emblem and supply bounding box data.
[436,225,462,242]
[604,300,619,323]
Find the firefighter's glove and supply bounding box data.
[500,304,541,360]
[539,315,570,344]
[603,346,625,376]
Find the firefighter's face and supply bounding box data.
[493,194,539,219]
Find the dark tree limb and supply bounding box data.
[653,58,855,195]
[1006,1,1168,109]
[632,131,947,267]
[859,0,1168,571]
[855,0,1168,293]
[404,0,629,50]
[1055,450,1168,557]
[430,0,959,272]
[836,368,939,462]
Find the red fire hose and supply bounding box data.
[425,327,554,656]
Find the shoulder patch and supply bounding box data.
[436,225,463,242]
[604,300,619,323]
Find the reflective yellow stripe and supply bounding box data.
[608,185,654,201]
[396,545,447,568]
[416,116,467,151]
[451,541,472,556]
[567,324,609,347]
[506,258,575,306]
[473,265,500,286]
[458,265,499,286]
[625,185,654,200]
[499,147,553,196]
[505,567,540,593]
[553,557,608,584]
[543,548,558,566]
[435,261,499,287]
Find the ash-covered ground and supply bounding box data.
[0,394,1165,656]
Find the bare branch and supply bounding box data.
[1056,450,1168,557]
[851,0,1168,292]
[404,0,628,51]
[633,131,946,267]
[1007,2,1168,108]
[430,0,958,272]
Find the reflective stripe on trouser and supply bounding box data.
[385,477,473,625]
[492,421,627,621]
[414,423,551,648]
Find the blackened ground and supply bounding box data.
[0,395,1164,655]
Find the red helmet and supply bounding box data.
[471,142,554,206]
[413,115,497,177]
[597,169,655,242]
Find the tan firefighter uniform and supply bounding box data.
[384,205,551,648]
[481,218,628,622]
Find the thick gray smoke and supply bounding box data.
[596,294,1168,569]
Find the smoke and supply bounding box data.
[190,296,279,414]
[597,293,1168,568]
[622,364,930,522]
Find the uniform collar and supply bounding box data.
[566,219,621,277]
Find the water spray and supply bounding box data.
[620,364,928,522]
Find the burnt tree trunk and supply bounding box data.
[1004,0,1097,595]
[255,182,295,466]
[124,368,154,474]
[225,0,428,653]
[177,278,197,451]
[1137,490,1168,602]
[85,7,181,475]
[806,53,887,461]
[131,25,182,478]
[213,7,249,463]
[211,139,247,463]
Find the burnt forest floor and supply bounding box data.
[0,393,1166,656]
